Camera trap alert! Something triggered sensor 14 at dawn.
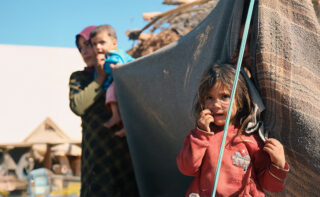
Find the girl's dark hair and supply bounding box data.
[193,63,254,134]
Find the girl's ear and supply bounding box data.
[200,103,204,111]
[235,100,245,122]
[113,38,118,47]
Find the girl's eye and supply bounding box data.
[222,94,230,100]
[206,96,213,101]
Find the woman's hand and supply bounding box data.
[110,63,120,70]
[94,53,107,85]
[263,138,286,169]
[197,109,214,133]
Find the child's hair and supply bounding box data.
[89,24,117,40]
[193,63,254,133]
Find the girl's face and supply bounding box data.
[204,82,238,127]
[78,36,96,67]
[90,31,117,54]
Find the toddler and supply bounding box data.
[90,25,134,137]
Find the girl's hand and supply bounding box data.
[263,138,286,169]
[95,53,106,68]
[94,53,107,85]
[197,109,214,133]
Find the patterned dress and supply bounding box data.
[69,69,139,197]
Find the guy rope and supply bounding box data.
[211,0,256,196]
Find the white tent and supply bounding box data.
[51,143,81,156]
[23,117,78,144]
[0,44,84,143]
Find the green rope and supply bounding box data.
[211,0,255,196]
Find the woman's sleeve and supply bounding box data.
[69,72,104,116]
[176,128,212,176]
[250,138,289,193]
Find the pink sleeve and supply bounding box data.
[248,136,289,193]
[176,128,212,176]
[105,82,117,105]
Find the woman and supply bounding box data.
[69,25,139,196]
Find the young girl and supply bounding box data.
[177,64,289,197]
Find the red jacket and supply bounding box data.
[176,126,289,197]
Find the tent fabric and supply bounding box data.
[256,0,320,196]
[23,117,75,144]
[0,153,17,174]
[51,143,81,156]
[114,0,320,196]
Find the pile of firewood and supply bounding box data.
[313,0,320,22]
[127,0,219,58]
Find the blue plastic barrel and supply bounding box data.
[27,168,51,197]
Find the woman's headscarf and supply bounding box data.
[75,25,97,49]
[75,25,97,72]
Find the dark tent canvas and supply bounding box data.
[114,0,320,196]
